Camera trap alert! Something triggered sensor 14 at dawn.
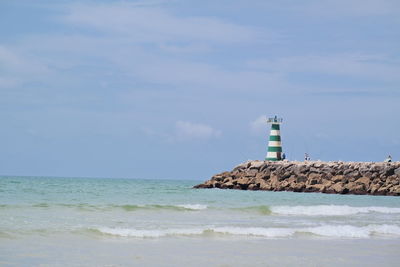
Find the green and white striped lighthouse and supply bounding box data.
[265,115,283,161]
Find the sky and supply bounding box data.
[1,0,399,179]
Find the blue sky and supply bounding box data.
[1,0,399,179]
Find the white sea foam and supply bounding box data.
[212,227,295,237]
[176,204,208,210]
[214,225,400,238]
[97,227,205,237]
[367,224,400,236]
[271,205,400,216]
[96,224,400,238]
[305,225,370,238]
[304,224,400,238]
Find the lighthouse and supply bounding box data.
[265,115,283,161]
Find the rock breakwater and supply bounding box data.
[194,161,400,196]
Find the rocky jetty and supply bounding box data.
[194,161,400,196]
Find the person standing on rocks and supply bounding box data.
[384,155,392,162]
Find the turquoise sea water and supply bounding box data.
[1,176,400,238]
[1,176,400,266]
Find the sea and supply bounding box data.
[1,176,400,266]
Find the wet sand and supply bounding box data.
[1,235,399,266]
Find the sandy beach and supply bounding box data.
[1,235,400,266]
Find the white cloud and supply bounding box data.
[0,77,18,88]
[158,43,212,53]
[2,1,398,98]
[133,59,285,91]
[174,121,221,140]
[62,3,264,44]
[247,53,400,83]
[300,0,399,17]
[0,46,50,74]
[0,2,281,94]
[250,115,268,134]
[0,45,52,89]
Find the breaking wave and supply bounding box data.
[212,227,294,237]
[233,205,272,215]
[0,203,208,211]
[93,224,400,239]
[270,205,400,216]
[115,204,208,211]
[304,224,400,238]
[176,204,208,210]
[95,227,205,238]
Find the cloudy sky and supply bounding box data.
[1,0,399,179]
